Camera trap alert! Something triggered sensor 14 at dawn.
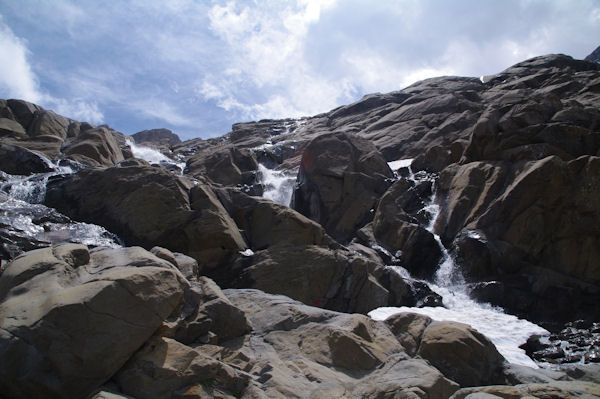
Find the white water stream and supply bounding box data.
[368,159,548,368]
[126,138,186,173]
[257,164,296,206]
[1,157,122,253]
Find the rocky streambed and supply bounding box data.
[1,52,600,398]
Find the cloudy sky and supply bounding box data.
[0,0,599,140]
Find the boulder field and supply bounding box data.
[2,244,599,399]
[1,51,600,397]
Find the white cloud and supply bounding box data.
[0,17,43,103]
[50,98,104,124]
[202,0,352,121]
[130,98,193,127]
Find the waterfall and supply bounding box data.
[369,159,548,368]
[1,161,122,253]
[126,138,186,173]
[257,164,296,206]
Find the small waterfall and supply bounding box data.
[1,160,122,256]
[369,159,548,368]
[126,138,186,173]
[257,164,296,206]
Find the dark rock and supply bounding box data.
[44,165,248,270]
[585,45,600,63]
[63,126,125,166]
[291,131,393,242]
[215,187,334,251]
[0,144,53,175]
[7,99,41,130]
[132,128,181,147]
[185,147,258,186]
[227,244,389,314]
[27,109,70,140]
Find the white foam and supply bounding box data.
[369,160,549,368]
[239,249,254,256]
[369,285,549,368]
[387,158,413,171]
[126,138,185,172]
[257,164,296,206]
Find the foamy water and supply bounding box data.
[257,164,296,206]
[371,159,549,368]
[1,161,122,250]
[126,138,185,173]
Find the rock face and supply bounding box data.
[0,244,187,399]
[585,44,600,63]
[132,128,181,147]
[417,321,506,387]
[0,143,53,175]
[64,125,125,166]
[292,131,393,242]
[44,165,248,271]
[2,51,600,397]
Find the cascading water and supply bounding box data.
[126,138,186,173]
[257,164,296,206]
[368,159,549,368]
[1,159,122,261]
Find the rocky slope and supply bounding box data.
[1,50,600,398]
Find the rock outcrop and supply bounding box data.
[2,50,600,398]
[0,245,187,399]
[44,165,248,271]
[292,131,393,242]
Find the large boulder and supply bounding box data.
[228,244,389,314]
[185,147,258,186]
[27,109,71,140]
[224,289,460,398]
[434,155,600,323]
[6,99,41,130]
[0,244,187,399]
[132,128,181,147]
[0,117,27,139]
[64,126,125,166]
[0,143,53,175]
[44,165,248,270]
[291,131,393,242]
[417,321,507,387]
[115,336,249,399]
[215,187,335,250]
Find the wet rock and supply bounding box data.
[523,321,600,365]
[380,267,443,308]
[0,144,53,175]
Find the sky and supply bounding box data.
[0,0,599,141]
